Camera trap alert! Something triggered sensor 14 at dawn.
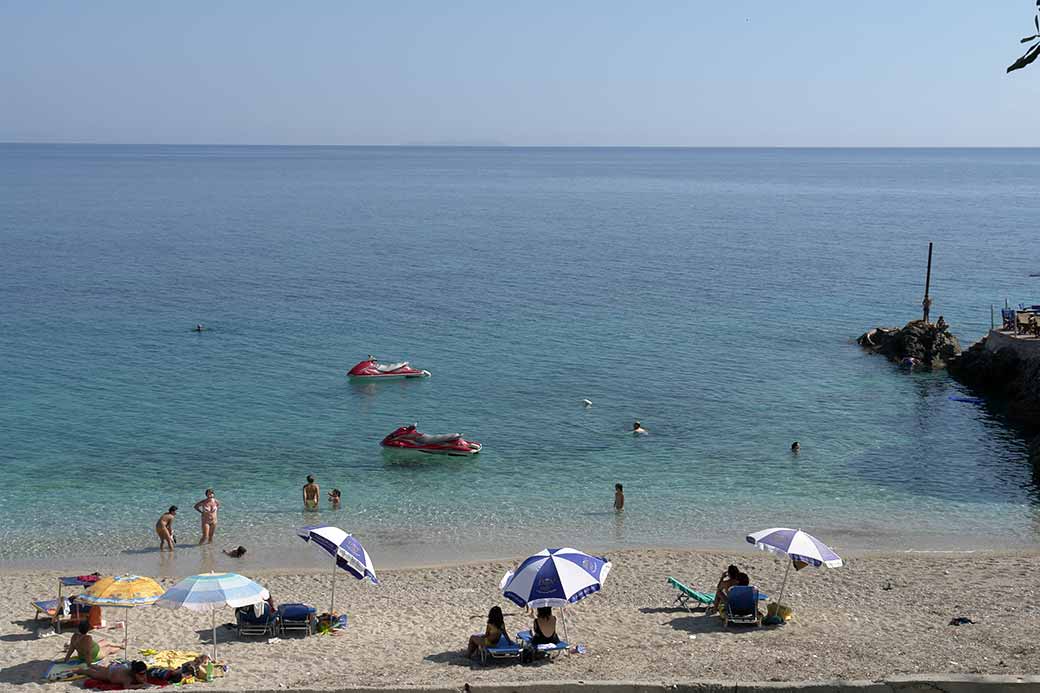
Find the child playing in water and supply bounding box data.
[328,488,342,508]
[614,483,625,511]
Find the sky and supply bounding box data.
[2,1,1039,146]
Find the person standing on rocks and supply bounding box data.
[922,296,933,324]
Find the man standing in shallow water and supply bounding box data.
[303,475,320,510]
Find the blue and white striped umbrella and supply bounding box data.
[500,548,612,609]
[746,528,843,568]
[156,572,269,660]
[746,527,842,608]
[297,525,378,613]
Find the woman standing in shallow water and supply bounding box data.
[194,489,220,544]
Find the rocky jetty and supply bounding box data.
[857,320,962,369]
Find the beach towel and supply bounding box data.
[139,649,199,669]
[42,661,89,682]
[83,677,169,690]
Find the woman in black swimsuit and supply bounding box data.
[531,606,559,645]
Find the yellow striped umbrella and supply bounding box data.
[77,575,164,653]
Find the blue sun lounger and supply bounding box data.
[516,630,569,659]
[277,603,316,636]
[479,634,522,665]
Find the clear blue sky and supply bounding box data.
[2,1,1039,146]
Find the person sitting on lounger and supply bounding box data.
[530,606,560,646]
[467,605,510,658]
[712,564,740,611]
[63,621,121,663]
[76,660,148,688]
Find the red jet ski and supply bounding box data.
[380,424,482,456]
[347,357,431,380]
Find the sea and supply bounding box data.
[2,144,1039,575]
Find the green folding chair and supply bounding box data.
[666,577,716,612]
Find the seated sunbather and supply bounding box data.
[467,606,510,657]
[719,572,751,612]
[712,564,741,612]
[76,660,148,688]
[179,653,211,679]
[530,606,560,646]
[62,621,121,663]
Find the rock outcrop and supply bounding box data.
[857,320,962,369]
[948,337,1040,428]
[947,335,1040,466]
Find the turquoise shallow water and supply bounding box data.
[2,145,1039,572]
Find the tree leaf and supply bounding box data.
[1007,41,1040,73]
[1021,35,1038,43]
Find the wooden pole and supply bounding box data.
[922,242,933,322]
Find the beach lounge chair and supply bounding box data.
[516,629,569,659]
[479,634,522,665]
[32,575,101,634]
[236,603,277,637]
[277,603,316,636]
[721,585,761,627]
[666,577,716,612]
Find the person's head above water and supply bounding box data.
[615,483,623,492]
[633,421,641,430]
[791,441,800,452]
[205,488,214,498]
[168,505,177,514]
[306,475,314,484]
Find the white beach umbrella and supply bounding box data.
[746,527,843,607]
[154,572,268,660]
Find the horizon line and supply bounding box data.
[3,141,1040,150]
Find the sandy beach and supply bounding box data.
[2,548,1039,691]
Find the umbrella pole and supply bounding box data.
[212,608,218,662]
[774,558,793,608]
[330,559,337,614]
[124,609,129,654]
[561,606,569,644]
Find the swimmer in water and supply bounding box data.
[791,441,800,454]
[632,421,648,435]
[195,324,203,332]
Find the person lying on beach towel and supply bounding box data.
[63,621,122,664]
[75,661,148,689]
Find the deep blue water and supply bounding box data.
[2,145,1039,570]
